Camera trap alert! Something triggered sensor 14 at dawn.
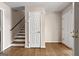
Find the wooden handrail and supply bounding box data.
[10,16,25,31]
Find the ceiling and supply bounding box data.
[5,2,71,12]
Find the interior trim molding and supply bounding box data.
[45,41,72,49]
[62,42,72,49]
[45,41,62,43]
[3,44,11,51]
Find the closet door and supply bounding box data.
[29,12,41,48]
[62,8,74,49]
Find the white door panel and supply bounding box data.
[62,8,74,49]
[29,12,41,48]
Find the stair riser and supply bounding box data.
[19,32,25,33]
[20,29,25,30]
[17,34,25,36]
[19,30,25,31]
[20,30,25,32]
[17,33,25,35]
[19,31,25,33]
[13,41,25,43]
[20,29,25,31]
[21,28,25,30]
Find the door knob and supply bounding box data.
[72,35,78,38]
[72,33,79,38]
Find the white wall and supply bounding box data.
[45,12,62,42]
[0,3,12,51]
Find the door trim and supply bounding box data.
[0,9,3,52]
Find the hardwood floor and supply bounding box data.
[0,43,73,56]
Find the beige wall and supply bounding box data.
[45,12,62,42]
[11,10,24,27]
[0,3,12,51]
[11,10,25,41]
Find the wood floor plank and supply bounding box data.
[46,43,56,56]
[35,48,41,56]
[40,48,46,56]
[1,43,72,56]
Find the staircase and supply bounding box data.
[12,26,25,47]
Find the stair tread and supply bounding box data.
[15,36,25,37]
[14,35,25,39]
[13,40,25,42]
[11,44,25,47]
[12,41,25,44]
[11,46,24,48]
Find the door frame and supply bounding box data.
[0,9,3,52]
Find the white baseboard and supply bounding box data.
[25,46,29,48]
[41,46,46,48]
[3,44,11,51]
[25,46,46,48]
[11,44,24,46]
[61,42,72,49]
[45,41,62,43]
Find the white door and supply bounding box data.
[29,12,41,48]
[62,8,74,49]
